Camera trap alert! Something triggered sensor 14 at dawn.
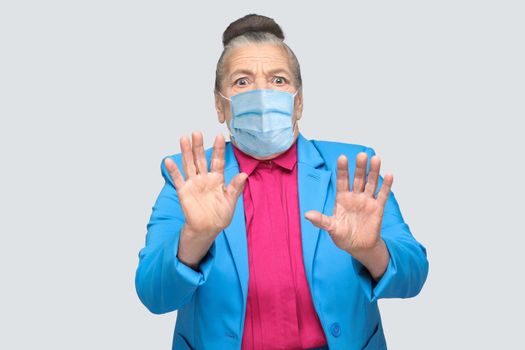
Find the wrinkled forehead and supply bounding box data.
[224,43,293,75]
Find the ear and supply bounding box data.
[214,91,226,124]
[295,90,304,121]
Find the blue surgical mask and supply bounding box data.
[218,88,300,158]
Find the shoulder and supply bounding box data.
[310,138,377,169]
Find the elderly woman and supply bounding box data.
[135,14,429,350]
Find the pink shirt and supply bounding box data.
[232,140,328,350]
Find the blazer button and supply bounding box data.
[330,322,341,337]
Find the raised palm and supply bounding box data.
[305,152,393,255]
[164,132,248,238]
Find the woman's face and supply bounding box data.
[215,43,304,152]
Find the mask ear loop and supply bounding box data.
[217,91,232,101]
[216,91,235,140]
[290,86,301,132]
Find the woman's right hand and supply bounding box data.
[164,131,248,269]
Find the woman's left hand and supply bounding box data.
[305,152,393,257]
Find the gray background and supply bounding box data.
[1,0,523,348]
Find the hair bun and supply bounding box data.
[222,14,285,47]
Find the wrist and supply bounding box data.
[177,224,216,270]
[348,239,390,281]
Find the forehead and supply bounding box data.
[225,43,292,73]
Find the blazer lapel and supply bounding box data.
[222,142,250,303]
[296,133,332,288]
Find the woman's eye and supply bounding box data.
[273,76,287,85]
[235,78,249,86]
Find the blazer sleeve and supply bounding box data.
[351,147,429,303]
[135,155,216,314]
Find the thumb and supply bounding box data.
[226,172,248,201]
[305,210,333,231]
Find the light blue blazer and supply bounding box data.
[135,132,429,350]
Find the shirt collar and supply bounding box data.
[231,138,298,176]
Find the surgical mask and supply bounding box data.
[218,88,300,158]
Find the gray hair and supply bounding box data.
[214,32,302,93]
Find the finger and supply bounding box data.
[191,131,208,175]
[352,152,368,193]
[164,157,185,190]
[336,155,350,193]
[226,172,248,202]
[180,135,196,179]
[377,172,394,208]
[210,134,226,175]
[364,155,381,197]
[304,210,334,232]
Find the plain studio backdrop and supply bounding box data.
[0,1,523,349]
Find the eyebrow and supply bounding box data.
[229,68,292,80]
